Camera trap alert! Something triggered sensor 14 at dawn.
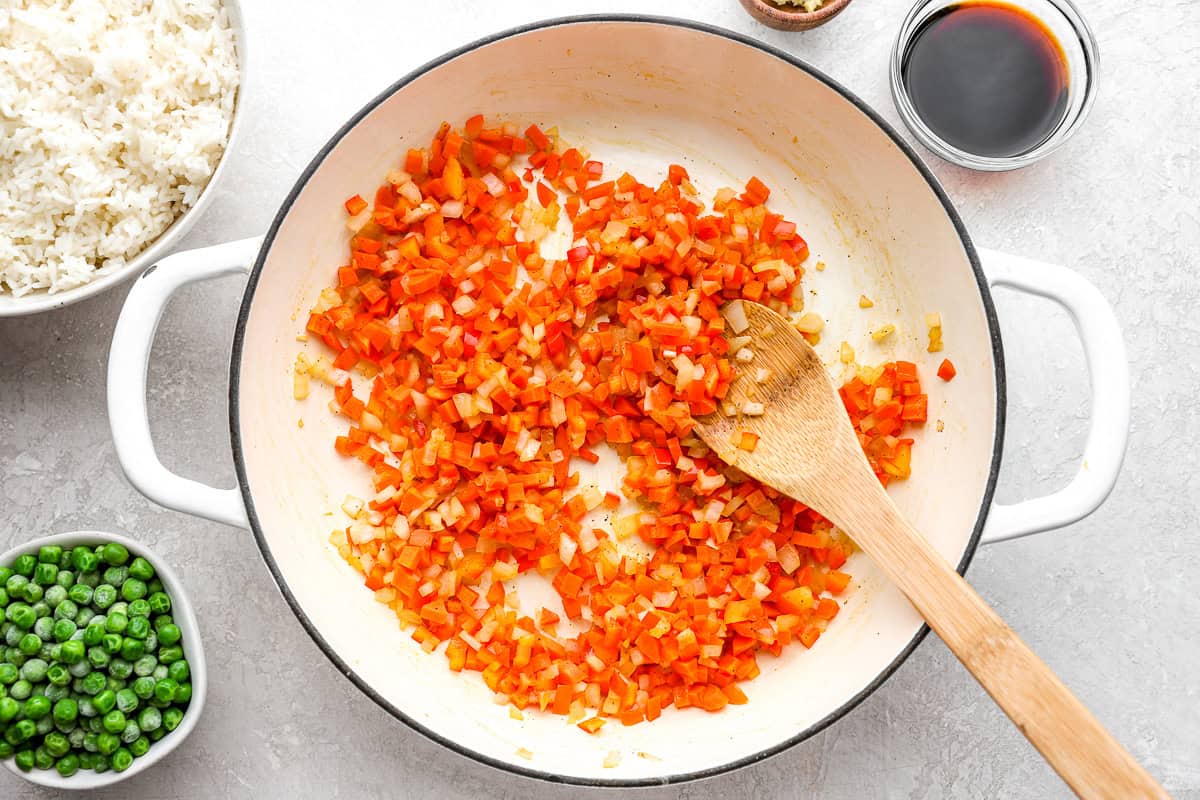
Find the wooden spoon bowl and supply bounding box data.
[738,0,854,31]
[693,300,1166,799]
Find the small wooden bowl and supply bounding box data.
[739,0,853,30]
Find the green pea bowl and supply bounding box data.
[0,531,206,790]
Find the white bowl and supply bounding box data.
[0,531,206,790]
[0,0,247,318]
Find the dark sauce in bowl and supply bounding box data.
[901,1,1069,159]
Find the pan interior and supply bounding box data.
[235,19,998,783]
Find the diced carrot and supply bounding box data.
[937,358,957,381]
[305,115,931,731]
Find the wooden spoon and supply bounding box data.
[693,301,1167,800]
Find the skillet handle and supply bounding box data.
[108,237,262,529]
[978,248,1130,544]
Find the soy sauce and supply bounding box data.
[901,1,1069,159]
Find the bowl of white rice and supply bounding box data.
[0,0,244,316]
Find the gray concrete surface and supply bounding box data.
[1,0,1197,797]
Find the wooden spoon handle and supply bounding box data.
[859,506,1168,799]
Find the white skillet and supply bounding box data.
[105,17,1129,786]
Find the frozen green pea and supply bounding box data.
[55,569,74,589]
[19,658,48,682]
[129,735,150,757]
[23,694,51,719]
[147,592,171,615]
[34,745,54,770]
[53,696,79,724]
[93,689,116,715]
[131,676,155,699]
[45,683,70,704]
[83,622,106,647]
[101,543,129,566]
[68,658,92,678]
[77,697,96,718]
[52,598,78,621]
[14,748,34,771]
[76,570,99,588]
[87,645,110,669]
[136,706,161,732]
[133,655,157,677]
[120,719,140,744]
[12,554,36,576]
[128,598,150,619]
[43,730,70,758]
[128,557,154,581]
[157,623,181,647]
[59,639,85,665]
[96,731,119,755]
[93,585,117,609]
[33,616,54,640]
[108,657,132,680]
[115,688,138,714]
[101,710,126,734]
[120,638,144,661]
[81,731,97,751]
[102,566,128,588]
[111,746,133,772]
[9,603,36,630]
[44,584,67,608]
[9,679,32,700]
[152,665,168,681]
[81,670,107,695]
[55,752,80,777]
[71,546,98,573]
[120,578,147,602]
[18,633,41,656]
[6,575,28,598]
[35,715,54,735]
[33,562,58,586]
[167,660,189,683]
[152,678,177,704]
[46,663,71,686]
[173,682,192,705]
[0,696,18,721]
[37,545,63,564]
[126,616,150,640]
[0,663,16,684]
[53,618,76,642]
[67,583,93,606]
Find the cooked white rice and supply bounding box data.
[0,0,238,296]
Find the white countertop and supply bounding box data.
[1,0,1197,797]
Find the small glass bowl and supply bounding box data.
[890,0,1099,171]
